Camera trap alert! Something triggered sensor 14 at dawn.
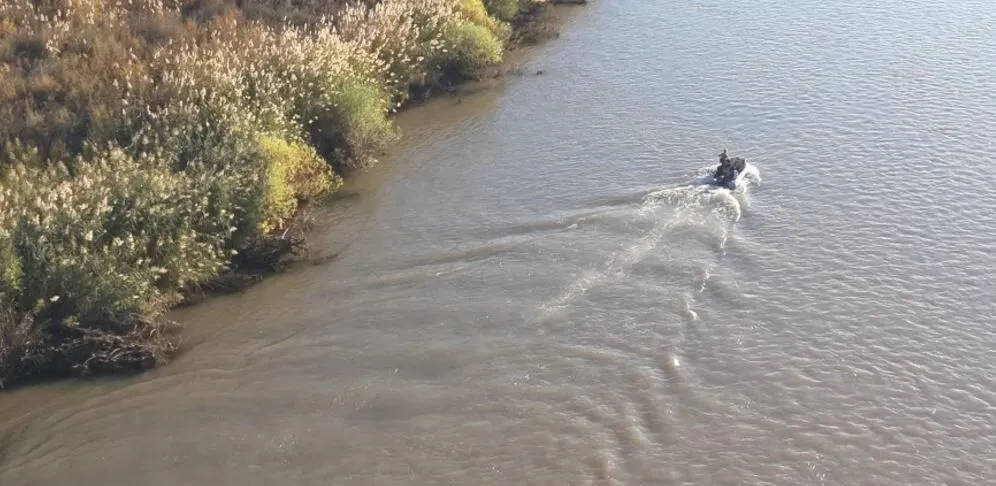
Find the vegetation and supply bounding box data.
[0,0,561,389]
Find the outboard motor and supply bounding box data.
[730,156,746,174]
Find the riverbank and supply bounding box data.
[0,0,581,390]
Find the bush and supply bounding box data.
[484,0,520,22]
[0,147,260,319]
[0,143,262,386]
[0,0,191,165]
[457,0,512,39]
[439,19,505,78]
[258,134,342,234]
[0,304,41,389]
[335,0,452,105]
[313,75,399,172]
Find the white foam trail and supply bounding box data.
[696,263,715,294]
[532,164,761,322]
[681,294,698,321]
[535,217,683,320]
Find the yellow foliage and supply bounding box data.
[442,19,505,75]
[457,0,511,40]
[257,135,342,234]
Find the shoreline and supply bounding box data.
[0,0,587,391]
[177,1,571,305]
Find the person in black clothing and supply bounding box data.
[715,149,732,183]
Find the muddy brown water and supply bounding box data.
[3,1,996,484]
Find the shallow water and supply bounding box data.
[3,0,996,484]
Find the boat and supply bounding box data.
[709,150,747,189]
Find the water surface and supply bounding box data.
[3,0,996,484]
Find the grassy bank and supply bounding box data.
[0,0,567,390]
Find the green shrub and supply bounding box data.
[0,147,261,319]
[484,0,520,22]
[308,75,399,172]
[440,19,505,78]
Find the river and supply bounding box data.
[3,0,996,484]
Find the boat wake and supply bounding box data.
[531,163,762,322]
[648,161,762,222]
